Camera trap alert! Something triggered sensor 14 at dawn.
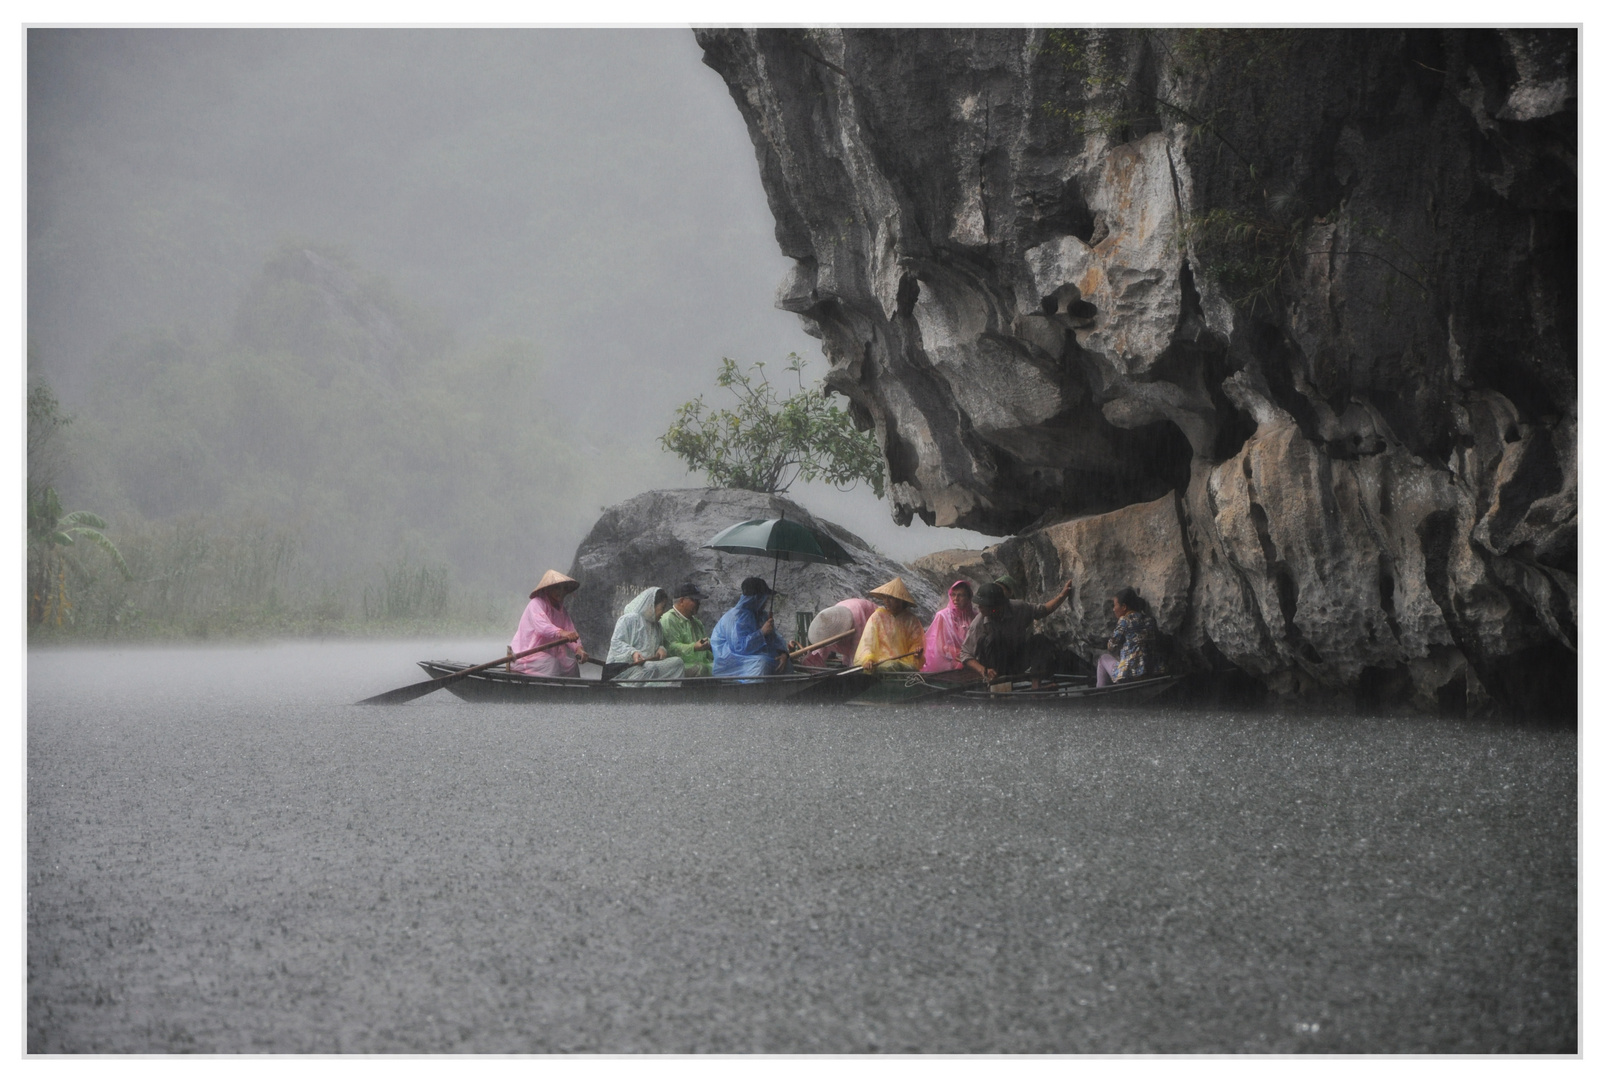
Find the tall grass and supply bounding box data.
[28,515,510,641]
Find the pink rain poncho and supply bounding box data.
[509,593,583,677]
[920,580,977,673]
[801,597,878,666]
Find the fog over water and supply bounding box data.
[28,29,992,603]
[27,643,1577,1052]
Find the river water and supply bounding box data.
[27,640,1576,1053]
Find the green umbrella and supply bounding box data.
[704,517,854,566]
[706,517,854,629]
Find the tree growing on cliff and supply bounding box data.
[660,354,885,497]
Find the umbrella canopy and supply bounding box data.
[705,517,854,566]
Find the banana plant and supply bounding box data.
[27,486,129,627]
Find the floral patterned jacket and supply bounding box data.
[1108,609,1159,681]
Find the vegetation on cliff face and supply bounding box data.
[660,354,885,497]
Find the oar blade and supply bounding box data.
[355,671,464,706]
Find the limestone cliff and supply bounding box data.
[696,28,1575,714]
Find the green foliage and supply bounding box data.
[364,554,450,622]
[660,354,884,497]
[1180,202,1309,316]
[27,370,71,503]
[34,244,629,640]
[27,485,130,628]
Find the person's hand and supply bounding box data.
[575,647,588,664]
[632,651,644,665]
[696,638,710,651]
[760,616,774,635]
[1060,579,1074,597]
[563,630,580,643]
[863,660,876,673]
[985,667,998,681]
[655,647,667,661]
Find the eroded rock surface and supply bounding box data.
[697,29,1575,713]
[565,487,943,653]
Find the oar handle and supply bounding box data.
[461,636,574,680]
[788,626,856,659]
[861,646,923,672]
[829,645,923,678]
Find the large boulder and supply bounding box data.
[564,487,945,652]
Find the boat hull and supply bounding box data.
[414,661,865,705]
[413,662,1184,706]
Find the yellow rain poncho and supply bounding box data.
[851,605,925,672]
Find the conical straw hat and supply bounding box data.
[529,569,580,599]
[868,576,916,605]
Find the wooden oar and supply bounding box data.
[787,627,856,660]
[834,645,924,677]
[356,637,579,705]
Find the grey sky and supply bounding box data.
[27,28,996,561]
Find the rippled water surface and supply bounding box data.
[28,641,1577,1053]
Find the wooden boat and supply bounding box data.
[413,660,867,705]
[959,672,1185,703]
[797,666,1187,706]
[414,660,1183,707]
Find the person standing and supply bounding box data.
[961,579,1074,685]
[659,582,713,677]
[710,577,791,678]
[509,569,586,678]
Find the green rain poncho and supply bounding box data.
[606,587,686,685]
[659,604,712,677]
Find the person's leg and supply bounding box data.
[1021,635,1063,678]
[1096,652,1118,687]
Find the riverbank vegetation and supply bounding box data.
[27,243,660,642]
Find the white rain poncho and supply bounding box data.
[606,587,686,685]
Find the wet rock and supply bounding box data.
[906,547,1008,597]
[697,28,1575,713]
[564,488,944,652]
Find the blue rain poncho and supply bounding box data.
[607,587,686,685]
[710,591,789,678]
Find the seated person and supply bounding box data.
[853,577,925,673]
[710,577,791,678]
[921,579,976,673]
[1096,586,1160,686]
[605,587,687,685]
[509,569,587,677]
[800,597,877,667]
[961,579,1074,685]
[658,582,713,677]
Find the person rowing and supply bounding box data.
[710,576,791,677]
[853,577,925,674]
[800,597,877,667]
[960,578,1073,687]
[509,569,587,678]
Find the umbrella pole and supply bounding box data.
[772,550,781,631]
